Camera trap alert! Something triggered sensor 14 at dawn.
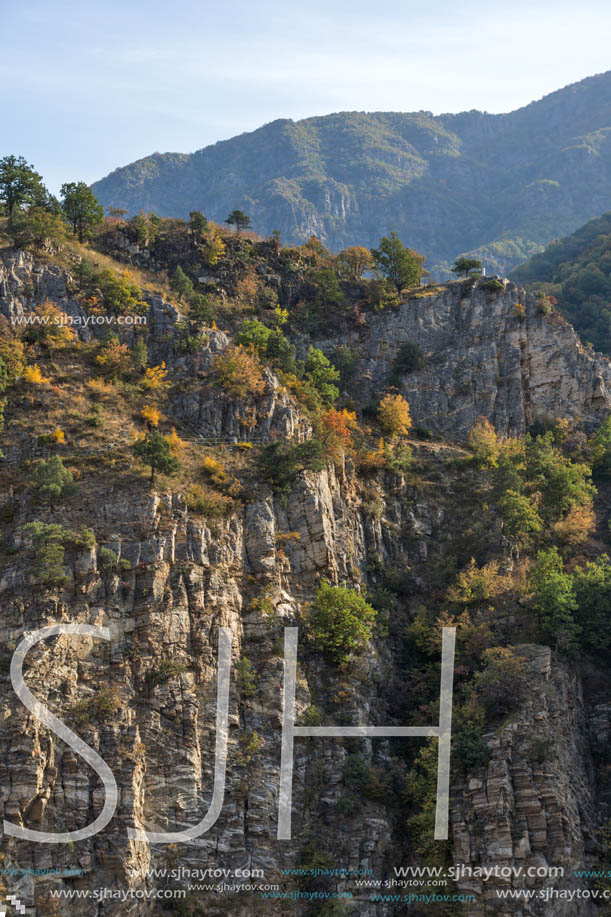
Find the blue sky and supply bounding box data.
[2,0,611,193]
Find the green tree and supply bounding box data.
[310,581,377,665]
[303,346,340,408]
[60,182,104,242]
[23,522,68,585]
[31,456,77,504]
[7,207,66,251]
[129,212,160,246]
[371,232,424,292]
[189,293,216,325]
[530,547,579,650]
[311,267,345,309]
[499,490,543,547]
[237,319,272,351]
[97,269,146,314]
[237,319,296,373]
[0,155,46,214]
[189,210,208,235]
[452,257,483,277]
[170,265,194,302]
[225,209,251,233]
[591,417,611,478]
[258,438,325,497]
[132,430,180,483]
[525,432,594,520]
[130,337,149,373]
[573,556,611,653]
[265,328,296,373]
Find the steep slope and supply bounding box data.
[510,211,611,354]
[311,278,611,437]
[0,242,611,917]
[91,71,611,276]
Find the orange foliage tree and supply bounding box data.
[211,344,265,398]
[95,338,131,380]
[320,408,358,462]
[337,246,375,280]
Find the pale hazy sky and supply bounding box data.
[2,0,611,193]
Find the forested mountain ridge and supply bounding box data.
[91,70,611,276]
[510,211,611,353]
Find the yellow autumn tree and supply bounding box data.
[553,501,596,545]
[33,300,76,350]
[142,362,170,392]
[199,226,226,267]
[467,415,500,467]
[377,393,412,438]
[165,428,186,452]
[24,364,50,384]
[140,405,162,427]
[0,336,26,382]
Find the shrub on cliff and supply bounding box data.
[524,432,594,521]
[23,521,69,585]
[24,300,75,351]
[309,581,377,665]
[392,339,425,376]
[474,647,527,718]
[96,268,147,315]
[258,438,325,497]
[31,456,77,504]
[479,277,505,293]
[319,408,358,463]
[210,344,265,398]
[591,417,611,479]
[95,334,131,380]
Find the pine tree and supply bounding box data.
[132,430,180,483]
[170,266,194,302]
[60,182,104,242]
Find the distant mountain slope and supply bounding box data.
[92,71,611,276]
[510,212,611,354]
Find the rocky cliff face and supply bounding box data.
[0,250,609,916]
[312,278,611,438]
